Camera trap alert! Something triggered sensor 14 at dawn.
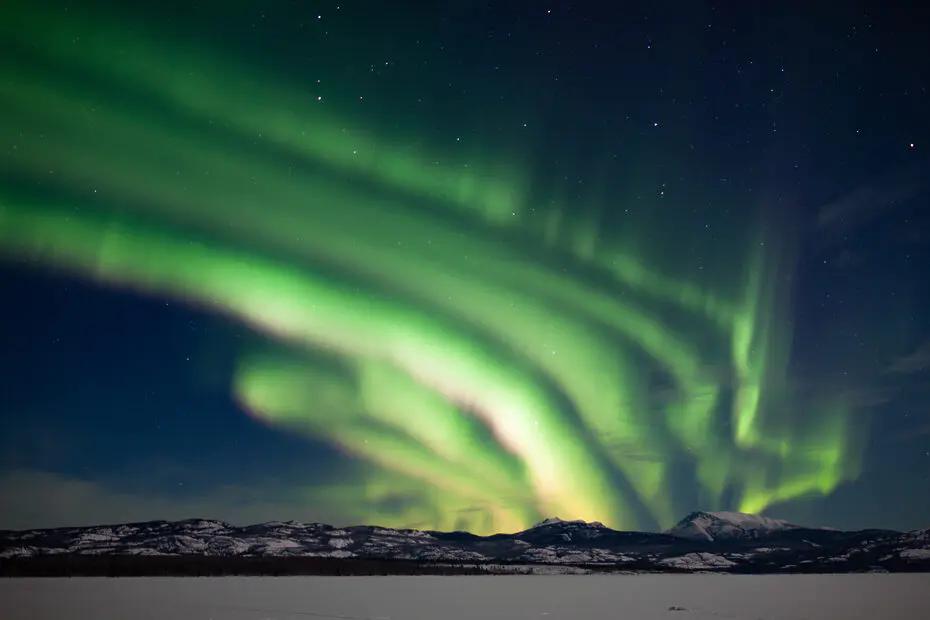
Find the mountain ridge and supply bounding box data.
[2,510,927,574]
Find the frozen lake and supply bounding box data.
[2,574,928,619]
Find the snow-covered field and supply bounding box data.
[2,574,928,619]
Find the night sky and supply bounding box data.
[1,0,928,535]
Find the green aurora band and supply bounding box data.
[0,2,865,533]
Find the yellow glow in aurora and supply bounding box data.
[0,1,865,534]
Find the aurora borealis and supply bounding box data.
[1,1,928,534]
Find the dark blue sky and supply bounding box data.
[0,0,928,532]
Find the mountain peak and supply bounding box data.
[668,510,801,542]
[531,517,607,529]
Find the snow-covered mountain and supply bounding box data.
[1,513,926,574]
[668,511,804,542]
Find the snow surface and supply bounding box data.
[2,575,929,620]
[900,548,930,560]
[658,552,737,569]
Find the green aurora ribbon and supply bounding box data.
[0,1,864,533]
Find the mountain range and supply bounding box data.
[2,511,928,575]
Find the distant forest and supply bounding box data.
[6,555,926,577]
[0,556,502,577]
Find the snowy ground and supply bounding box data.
[1,574,928,619]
